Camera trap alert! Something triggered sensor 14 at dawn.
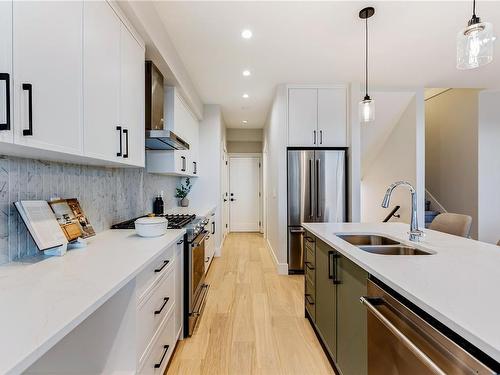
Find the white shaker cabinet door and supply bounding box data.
[318,88,347,147]
[83,1,122,163]
[0,0,13,144]
[120,25,145,167]
[13,1,83,154]
[288,88,318,147]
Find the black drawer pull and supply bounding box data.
[177,239,184,245]
[154,260,169,273]
[154,297,170,315]
[304,236,315,243]
[116,126,122,157]
[22,83,33,136]
[0,73,10,131]
[305,294,315,305]
[305,261,315,271]
[154,344,170,369]
[123,128,129,158]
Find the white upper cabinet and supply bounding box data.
[13,1,83,155]
[288,86,348,147]
[0,0,13,144]
[83,1,121,163]
[147,87,199,177]
[288,88,318,147]
[120,24,145,167]
[83,1,145,167]
[318,88,347,147]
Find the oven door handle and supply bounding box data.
[191,230,209,248]
[360,296,446,375]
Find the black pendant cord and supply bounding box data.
[365,15,369,100]
[472,0,476,18]
[469,0,480,25]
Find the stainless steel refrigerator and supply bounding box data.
[287,149,347,273]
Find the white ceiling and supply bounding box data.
[154,1,500,128]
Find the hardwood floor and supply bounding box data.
[167,233,333,375]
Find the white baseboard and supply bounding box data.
[266,239,288,275]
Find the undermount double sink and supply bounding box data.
[336,234,433,256]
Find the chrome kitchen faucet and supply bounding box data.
[382,181,424,242]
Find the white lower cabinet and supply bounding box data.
[204,212,217,272]
[138,309,176,375]
[135,235,184,373]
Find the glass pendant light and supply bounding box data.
[359,7,375,123]
[457,0,496,70]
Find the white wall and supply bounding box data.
[478,90,500,244]
[263,85,288,274]
[190,105,224,252]
[361,92,425,226]
[425,89,480,238]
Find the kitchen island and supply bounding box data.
[0,229,185,375]
[303,222,500,374]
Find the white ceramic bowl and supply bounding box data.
[134,217,168,237]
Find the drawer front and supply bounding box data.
[305,260,315,286]
[139,310,176,375]
[305,279,316,321]
[305,245,315,266]
[304,232,316,252]
[136,243,175,300]
[137,265,175,358]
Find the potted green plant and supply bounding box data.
[175,178,192,207]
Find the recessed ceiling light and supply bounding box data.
[242,93,249,99]
[242,69,251,77]
[242,120,248,124]
[241,29,253,39]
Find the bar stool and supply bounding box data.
[429,213,472,238]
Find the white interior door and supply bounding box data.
[229,156,260,232]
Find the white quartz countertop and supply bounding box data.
[302,222,500,363]
[0,228,185,375]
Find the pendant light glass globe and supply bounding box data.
[457,21,496,69]
[359,97,375,123]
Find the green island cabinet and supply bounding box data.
[303,232,368,375]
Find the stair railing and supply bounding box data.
[383,205,401,222]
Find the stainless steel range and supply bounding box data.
[111,213,210,337]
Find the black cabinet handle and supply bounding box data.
[116,126,122,157]
[154,345,170,369]
[177,239,184,245]
[313,130,316,144]
[0,73,10,131]
[22,83,33,136]
[305,294,315,305]
[333,253,341,285]
[328,251,334,279]
[211,221,215,235]
[193,161,197,174]
[305,261,315,271]
[319,130,323,145]
[154,260,169,273]
[154,297,169,315]
[181,156,186,172]
[123,128,129,158]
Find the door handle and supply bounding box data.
[316,159,321,218]
[0,73,10,131]
[328,251,334,279]
[122,128,129,158]
[230,198,236,202]
[116,126,122,157]
[319,130,323,145]
[193,161,197,174]
[212,221,215,235]
[154,345,170,369]
[313,130,317,144]
[154,297,170,315]
[22,83,33,136]
[309,159,313,217]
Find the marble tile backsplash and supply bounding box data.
[0,155,180,264]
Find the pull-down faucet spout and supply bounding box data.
[381,181,423,242]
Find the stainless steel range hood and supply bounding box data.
[145,61,189,151]
[145,130,190,150]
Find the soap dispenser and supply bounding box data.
[153,191,164,215]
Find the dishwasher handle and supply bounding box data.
[360,296,446,375]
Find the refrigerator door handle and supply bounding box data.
[309,159,314,217]
[316,159,321,218]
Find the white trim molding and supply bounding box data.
[266,239,288,275]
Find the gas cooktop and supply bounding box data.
[111,214,196,230]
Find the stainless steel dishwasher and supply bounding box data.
[361,280,497,375]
